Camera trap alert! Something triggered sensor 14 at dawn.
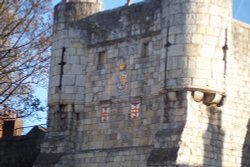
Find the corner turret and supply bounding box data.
[161,0,232,101]
[49,0,103,106]
[54,0,103,32]
[45,0,103,156]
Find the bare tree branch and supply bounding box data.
[0,0,52,118]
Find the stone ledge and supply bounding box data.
[159,86,225,95]
[72,144,153,153]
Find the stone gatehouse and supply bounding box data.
[34,0,250,166]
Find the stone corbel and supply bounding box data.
[192,91,224,106]
[160,87,225,106]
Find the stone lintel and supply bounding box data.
[129,96,142,103]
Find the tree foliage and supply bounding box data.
[0,0,52,118]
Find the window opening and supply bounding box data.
[98,51,105,66]
[142,42,149,57]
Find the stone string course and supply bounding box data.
[34,0,250,167]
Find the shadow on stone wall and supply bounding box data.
[0,126,46,167]
[203,106,224,167]
[147,92,187,166]
[242,118,250,166]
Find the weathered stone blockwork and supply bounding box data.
[34,0,250,166]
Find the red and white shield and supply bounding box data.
[101,107,109,122]
[130,103,140,119]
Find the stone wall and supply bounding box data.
[37,0,250,166]
[228,20,250,167]
[174,20,250,167]
[41,1,167,166]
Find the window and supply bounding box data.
[59,104,65,112]
[76,113,80,120]
[98,51,105,66]
[3,120,15,137]
[142,42,149,57]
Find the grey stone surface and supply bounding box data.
[35,0,250,167]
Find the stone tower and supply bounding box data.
[35,0,250,166]
[38,0,103,159]
[158,0,232,166]
[162,0,231,91]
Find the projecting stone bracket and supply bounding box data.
[192,91,225,106]
[160,87,225,107]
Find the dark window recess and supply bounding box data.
[76,113,80,120]
[142,42,149,57]
[59,104,65,112]
[3,120,15,137]
[98,51,105,66]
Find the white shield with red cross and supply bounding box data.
[130,103,140,119]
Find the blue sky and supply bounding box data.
[233,0,250,23]
[53,0,250,24]
[28,0,250,129]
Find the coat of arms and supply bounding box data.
[116,73,128,94]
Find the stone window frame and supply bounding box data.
[142,42,149,57]
[141,38,151,58]
[97,51,106,69]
